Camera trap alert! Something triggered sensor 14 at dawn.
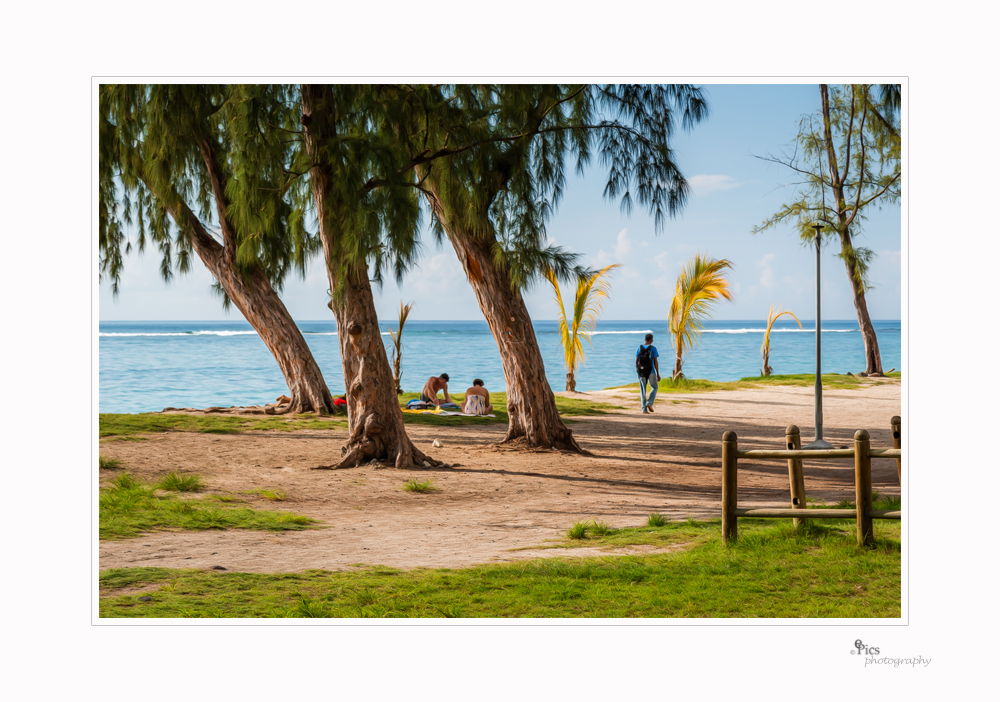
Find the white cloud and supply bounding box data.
[688,174,742,197]
[590,228,633,268]
[654,252,670,270]
[759,253,776,288]
[614,228,631,260]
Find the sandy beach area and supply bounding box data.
[99,379,901,574]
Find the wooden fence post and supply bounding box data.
[722,430,739,543]
[785,425,807,528]
[854,429,873,546]
[891,415,901,485]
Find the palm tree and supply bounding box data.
[546,264,620,391]
[761,305,801,376]
[668,255,734,380]
[388,302,414,394]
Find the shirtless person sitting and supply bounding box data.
[460,378,493,415]
[420,373,451,407]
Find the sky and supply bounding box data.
[98,83,902,324]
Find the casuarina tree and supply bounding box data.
[415,84,708,451]
[753,83,901,375]
[99,84,336,415]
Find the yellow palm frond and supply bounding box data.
[549,264,620,373]
[668,255,734,364]
[761,305,801,355]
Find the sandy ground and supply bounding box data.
[99,380,901,574]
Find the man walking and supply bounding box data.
[635,333,660,413]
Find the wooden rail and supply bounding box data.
[722,416,902,546]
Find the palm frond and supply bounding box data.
[761,305,801,355]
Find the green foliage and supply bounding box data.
[99,85,317,297]
[99,456,123,470]
[752,84,901,295]
[421,85,710,292]
[567,521,590,539]
[99,519,899,618]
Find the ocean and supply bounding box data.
[98,319,902,414]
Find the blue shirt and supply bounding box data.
[635,344,659,359]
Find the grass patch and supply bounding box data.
[99,518,899,618]
[156,472,205,493]
[402,479,436,493]
[396,391,621,426]
[244,489,287,502]
[99,456,123,470]
[100,472,318,540]
[647,513,668,527]
[609,373,897,395]
[100,413,347,439]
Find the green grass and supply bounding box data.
[402,479,436,493]
[99,517,900,618]
[99,413,348,439]
[100,472,318,540]
[244,489,287,502]
[647,512,668,527]
[156,472,205,493]
[610,372,899,395]
[99,456,123,470]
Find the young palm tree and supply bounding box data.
[546,264,620,391]
[668,255,734,380]
[388,302,414,394]
[761,305,801,376]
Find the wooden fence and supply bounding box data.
[721,416,902,545]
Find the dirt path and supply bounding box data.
[99,381,901,574]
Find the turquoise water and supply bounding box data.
[98,319,902,414]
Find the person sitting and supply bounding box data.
[420,373,451,407]
[461,378,493,415]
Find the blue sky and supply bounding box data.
[99,83,901,323]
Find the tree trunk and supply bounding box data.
[327,262,439,468]
[565,372,576,392]
[762,347,772,376]
[839,232,884,375]
[393,350,403,395]
[301,84,440,469]
[162,197,335,415]
[423,184,585,453]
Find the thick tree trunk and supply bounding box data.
[301,84,440,469]
[163,198,335,415]
[423,184,585,453]
[327,263,439,468]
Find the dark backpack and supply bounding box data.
[636,345,653,377]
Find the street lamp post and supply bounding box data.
[804,223,833,450]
